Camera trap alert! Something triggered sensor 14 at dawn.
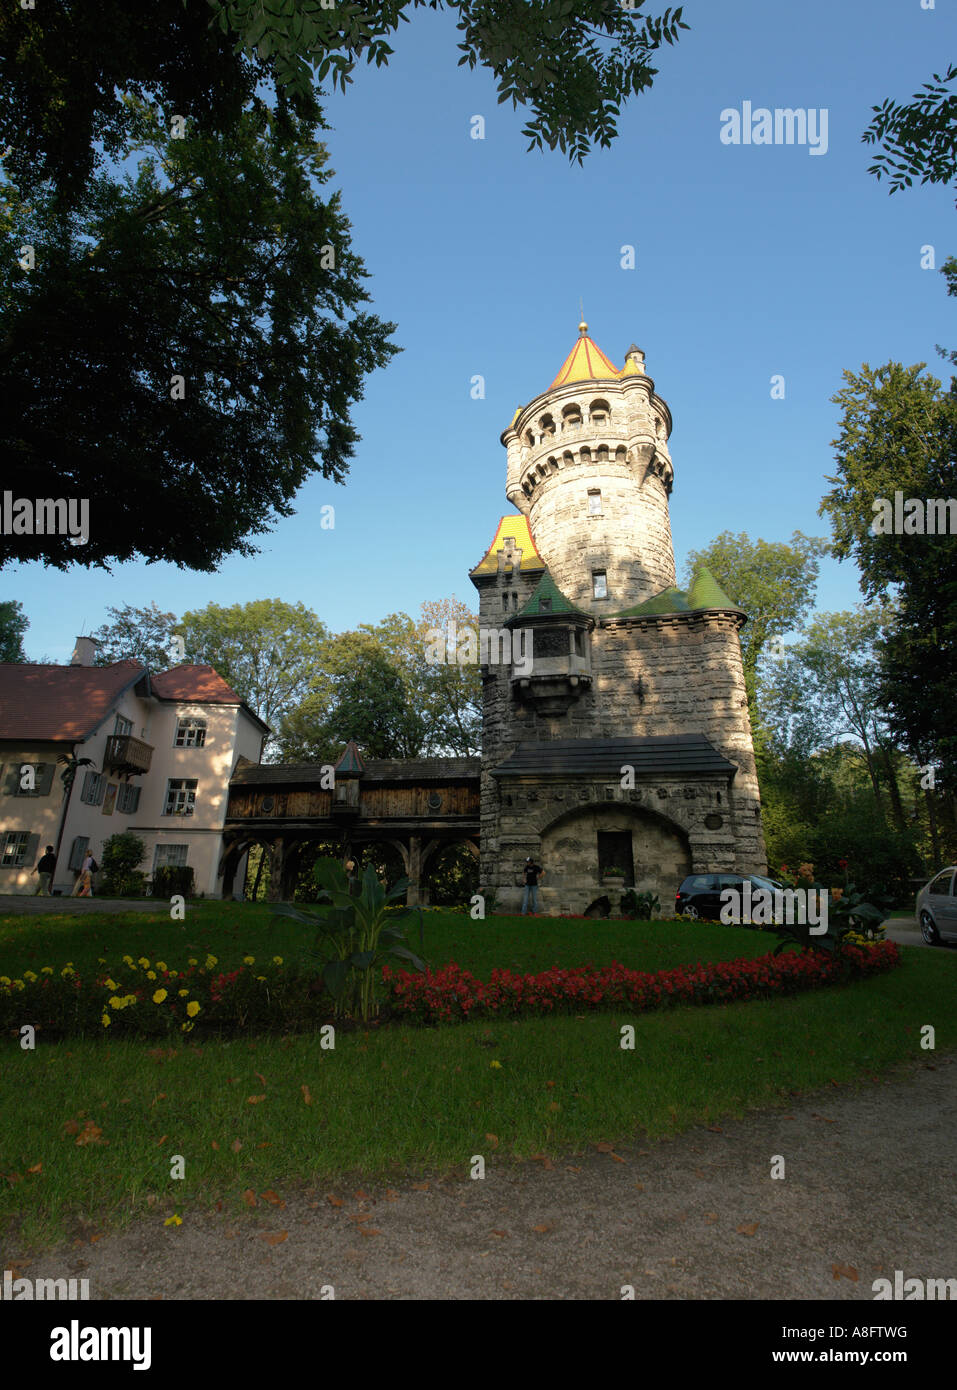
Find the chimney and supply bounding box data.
[70,636,100,667]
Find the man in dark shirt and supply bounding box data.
[521,856,545,916]
[34,846,57,896]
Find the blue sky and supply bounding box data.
[8,0,954,662]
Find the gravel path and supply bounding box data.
[8,1054,955,1301]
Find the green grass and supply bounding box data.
[0,900,776,981]
[1,903,955,1250]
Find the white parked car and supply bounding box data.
[916,867,957,946]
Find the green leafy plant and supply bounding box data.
[620,889,660,920]
[274,857,426,1021]
[100,831,147,897]
[152,865,195,900]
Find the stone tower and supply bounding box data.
[470,324,768,916]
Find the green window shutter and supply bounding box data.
[68,836,89,871]
[25,832,40,867]
[2,763,21,796]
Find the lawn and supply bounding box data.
[1,903,955,1249]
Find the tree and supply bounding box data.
[683,530,828,723]
[0,599,27,662]
[863,63,957,204]
[92,602,180,668]
[2,97,397,571]
[178,598,329,748]
[820,362,957,848]
[415,597,482,755]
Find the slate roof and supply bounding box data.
[490,734,736,779]
[231,758,481,786]
[512,570,590,622]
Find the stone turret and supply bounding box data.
[500,324,676,611]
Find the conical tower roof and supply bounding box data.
[549,320,621,389]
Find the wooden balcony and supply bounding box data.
[104,734,153,776]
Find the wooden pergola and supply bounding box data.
[221,743,480,903]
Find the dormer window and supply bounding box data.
[593,570,608,599]
[588,490,602,515]
[540,597,552,613]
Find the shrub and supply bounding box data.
[153,865,195,899]
[620,889,660,920]
[99,831,147,897]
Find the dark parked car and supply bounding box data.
[915,867,957,946]
[675,872,784,921]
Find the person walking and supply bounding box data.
[34,845,57,895]
[521,855,545,916]
[72,850,96,898]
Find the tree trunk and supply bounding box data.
[877,742,907,833]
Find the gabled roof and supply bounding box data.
[605,567,744,621]
[0,660,145,742]
[470,514,546,578]
[549,324,620,390]
[150,664,242,703]
[512,570,589,621]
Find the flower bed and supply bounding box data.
[1,941,901,1038]
[381,941,902,1026]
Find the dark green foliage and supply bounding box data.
[153,865,195,900]
[92,603,179,668]
[99,831,148,898]
[0,600,28,661]
[620,889,660,920]
[863,63,957,203]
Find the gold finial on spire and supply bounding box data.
[578,298,588,336]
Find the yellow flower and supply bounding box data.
[205,954,218,968]
[186,1001,200,1018]
[273,956,283,965]
[109,995,123,1009]
[23,970,37,982]
[138,957,150,969]
[41,967,53,975]
[11,979,24,991]
[60,966,74,979]
[255,975,266,981]
[101,1013,111,1027]
[152,988,168,1004]
[0,976,10,987]
[187,958,197,966]
[146,971,157,981]
[122,955,134,967]
[181,1021,194,1033]
[164,1214,182,1226]
[155,961,167,972]
[104,978,117,991]
[490,1060,503,1070]
[123,994,137,1007]
[178,988,189,997]
[243,955,255,965]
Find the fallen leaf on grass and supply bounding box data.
[325,1194,343,1208]
[491,1230,508,1238]
[256,1143,270,1150]
[62,1119,79,1135]
[706,1126,723,1134]
[531,1223,553,1234]
[254,1073,267,1087]
[163,1215,182,1227]
[150,1094,167,1108]
[485,1133,499,1149]
[89,1234,105,1244]
[301,1085,312,1105]
[75,1121,107,1147]
[230,1139,243,1153]
[259,1231,288,1245]
[634,1183,645,1192]
[411,1182,430,1192]
[548,1102,561,1112]
[156,1134,168,1147]
[595,1142,616,1152]
[26,1162,42,1174]
[832,1263,859,1282]
[736,1222,759,1236]
[705,1212,719,1223]
[211,1141,220,1151]
[242,1189,257,1208]
[358,1227,382,1237]
[349,1212,373,1224]
[246,1094,266,1105]
[354,1189,371,1200]
[260,1190,285,1208]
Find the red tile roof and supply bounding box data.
[0,660,145,742]
[150,664,243,704]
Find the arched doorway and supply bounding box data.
[539,803,691,914]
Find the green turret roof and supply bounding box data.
[606,566,744,620]
[513,570,590,621]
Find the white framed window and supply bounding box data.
[593,570,608,599]
[154,844,188,870]
[114,715,134,736]
[1,830,30,867]
[587,490,602,516]
[174,718,207,748]
[80,770,106,805]
[164,779,197,816]
[68,836,89,871]
[117,782,141,814]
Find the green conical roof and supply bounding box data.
[514,570,589,620]
[606,566,744,621]
[334,739,365,775]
